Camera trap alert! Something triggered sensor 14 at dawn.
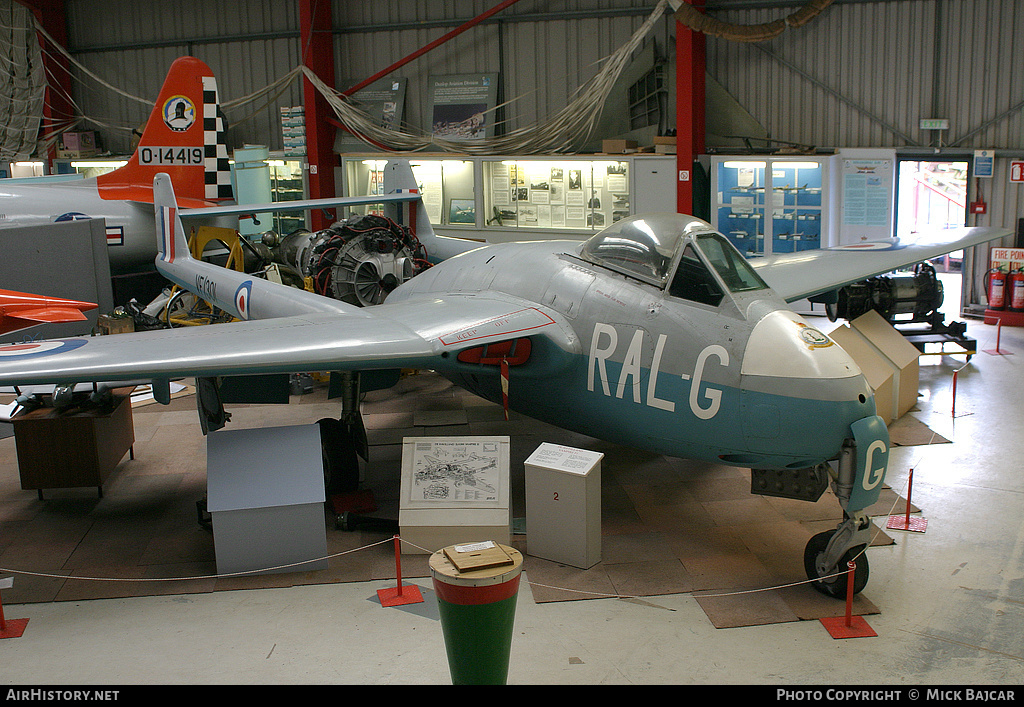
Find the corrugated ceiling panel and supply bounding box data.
[58,0,1024,156]
[705,1,940,149]
[334,5,657,138]
[66,0,297,49]
[64,0,302,154]
[940,0,1024,148]
[705,0,1023,151]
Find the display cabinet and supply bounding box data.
[267,159,307,234]
[711,157,831,257]
[340,155,676,241]
[341,158,475,227]
[480,158,631,232]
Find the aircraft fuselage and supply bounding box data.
[389,239,876,470]
[0,179,158,275]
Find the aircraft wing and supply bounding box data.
[178,193,421,219]
[0,293,579,388]
[750,226,1012,303]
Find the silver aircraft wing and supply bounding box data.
[178,192,421,219]
[0,292,579,387]
[0,172,576,389]
[750,226,1012,303]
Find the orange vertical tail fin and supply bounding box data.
[96,56,232,207]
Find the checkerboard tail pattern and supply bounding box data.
[203,76,232,201]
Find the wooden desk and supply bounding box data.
[12,389,135,499]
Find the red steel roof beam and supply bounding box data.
[342,0,525,96]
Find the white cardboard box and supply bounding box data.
[828,310,920,424]
[399,436,510,554]
[525,442,604,569]
[850,309,920,420]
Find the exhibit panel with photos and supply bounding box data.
[338,156,674,238]
[481,159,631,232]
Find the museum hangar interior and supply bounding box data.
[0,0,1023,687]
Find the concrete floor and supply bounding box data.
[2,309,1024,686]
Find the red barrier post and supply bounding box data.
[952,371,958,417]
[819,560,876,638]
[376,535,424,607]
[844,560,856,627]
[0,578,28,639]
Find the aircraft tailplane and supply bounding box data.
[153,173,357,321]
[383,160,482,263]
[96,56,231,208]
[154,173,195,266]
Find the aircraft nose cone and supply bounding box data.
[741,309,862,384]
[736,309,875,468]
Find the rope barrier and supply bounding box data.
[0,458,930,608]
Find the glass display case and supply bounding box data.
[268,159,307,235]
[711,157,828,257]
[341,158,475,226]
[480,158,631,232]
[339,155,673,239]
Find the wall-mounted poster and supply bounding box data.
[428,73,499,140]
[334,77,408,151]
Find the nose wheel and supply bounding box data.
[804,528,869,598]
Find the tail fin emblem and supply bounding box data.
[163,96,196,132]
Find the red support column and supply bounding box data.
[675,2,706,215]
[300,0,338,230]
[20,0,74,172]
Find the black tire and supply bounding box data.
[804,529,869,598]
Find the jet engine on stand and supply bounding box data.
[829,261,973,354]
[261,212,432,307]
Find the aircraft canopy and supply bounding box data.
[580,213,767,301]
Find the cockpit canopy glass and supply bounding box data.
[580,214,768,301]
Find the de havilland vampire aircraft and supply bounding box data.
[0,56,234,275]
[0,161,1009,599]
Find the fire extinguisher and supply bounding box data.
[1011,268,1024,312]
[986,267,1007,311]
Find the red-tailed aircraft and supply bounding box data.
[0,56,232,275]
[0,289,97,336]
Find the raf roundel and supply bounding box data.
[234,281,253,320]
[0,340,88,359]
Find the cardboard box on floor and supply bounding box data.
[828,309,920,425]
[828,325,896,425]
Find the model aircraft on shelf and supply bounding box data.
[0,289,98,336]
[0,160,1009,599]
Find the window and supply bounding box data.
[669,245,724,307]
[696,233,768,293]
[895,160,968,237]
